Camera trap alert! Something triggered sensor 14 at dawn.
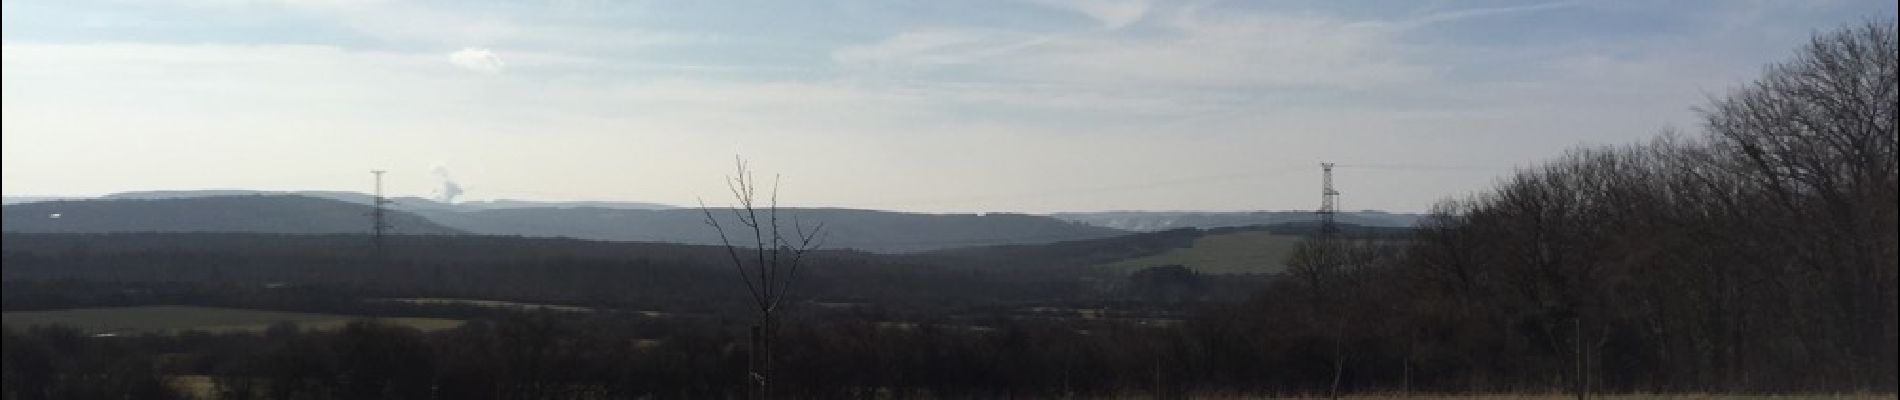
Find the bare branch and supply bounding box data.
[700,197,767,310]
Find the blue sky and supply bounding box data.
[3,0,1894,212]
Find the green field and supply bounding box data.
[2,305,462,335]
[1100,229,1305,275]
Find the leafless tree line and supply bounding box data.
[1290,21,1895,395]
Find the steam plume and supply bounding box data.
[433,166,465,203]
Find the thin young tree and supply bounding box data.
[1286,235,1384,399]
[700,156,824,399]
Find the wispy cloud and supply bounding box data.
[1389,1,1578,30]
[831,29,1043,68]
[1027,0,1152,29]
[448,47,504,73]
[165,0,688,54]
[834,4,1431,89]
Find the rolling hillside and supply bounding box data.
[2,194,1127,253]
[1,196,462,235]
[6,191,1438,254]
[1090,224,1415,275]
[99,189,678,211]
[1098,228,1305,274]
[1051,210,1421,231]
[413,207,1126,253]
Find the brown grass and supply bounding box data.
[1178,393,1897,400]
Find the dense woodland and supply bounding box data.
[2,22,1895,399]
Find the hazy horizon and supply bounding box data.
[5,0,1895,213]
[1,188,1416,215]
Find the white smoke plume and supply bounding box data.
[432,166,466,203]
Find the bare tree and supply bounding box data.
[1702,21,1898,386]
[700,156,824,400]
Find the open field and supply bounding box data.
[379,297,595,312]
[1238,395,1897,400]
[2,305,462,334]
[1144,394,1899,400]
[159,380,1898,400]
[1101,229,1303,274]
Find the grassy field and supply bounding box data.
[1100,229,1305,275]
[2,305,462,335]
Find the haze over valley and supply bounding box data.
[2,1,1893,398]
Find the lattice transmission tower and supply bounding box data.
[1317,162,1339,238]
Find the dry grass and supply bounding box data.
[157,380,1897,400]
[166,375,216,400]
[1177,393,1897,400]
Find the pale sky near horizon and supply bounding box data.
[3,0,1894,213]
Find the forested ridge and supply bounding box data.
[3,196,1132,253]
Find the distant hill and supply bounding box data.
[1096,224,1412,275]
[920,228,1207,271]
[1,195,462,235]
[100,190,677,211]
[1050,210,1421,231]
[412,207,1126,253]
[450,199,678,211]
[4,194,1123,253]
[12,191,1429,253]
[2,196,80,206]
[1096,228,1303,275]
[924,222,1415,276]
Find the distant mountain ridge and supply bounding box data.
[2,196,82,205]
[1049,210,1421,231]
[411,206,1123,253]
[2,195,462,235]
[2,193,1124,253]
[5,191,1419,252]
[94,190,678,211]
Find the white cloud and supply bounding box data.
[448,47,504,73]
[1022,10,1429,88]
[170,0,685,54]
[832,29,1046,68]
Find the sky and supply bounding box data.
[2,0,1894,213]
